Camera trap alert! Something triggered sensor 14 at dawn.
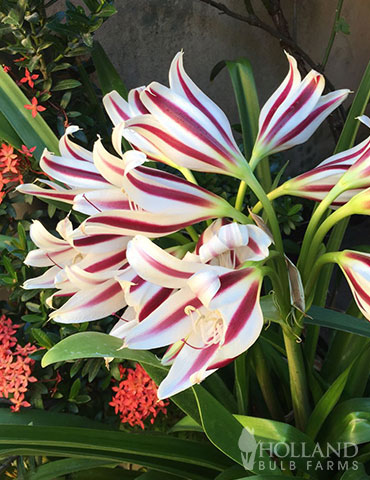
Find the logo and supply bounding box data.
[238,428,359,473]
[238,428,259,470]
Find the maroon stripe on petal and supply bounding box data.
[84,282,122,308]
[259,62,296,137]
[111,98,130,121]
[140,249,193,279]
[176,343,219,387]
[73,234,122,248]
[85,250,127,273]
[275,95,339,147]
[126,172,214,208]
[63,137,90,162]
[42,156,108,184]
[264,75,321,144]
[132,122,226,169]
[216,268,252,295]
[133,90,149,114]
[145,89,237,162]
[138,287,173,321]
[224,281,260,345]
[134,297,202,343]
[343,266,370,306]
[87,214,206,234]
[176,62,237,152]
[27,190,74,202]
[345,252,370,269]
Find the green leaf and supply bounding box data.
[170,416,204,433]
[0,111,22,148]
[31,327,55,349]
[306,306,370,337]
[319,398,370,446]
[305,356,359,440]
[69,378,81,399]
[335,17,350,35]
[193,387,279,475]
[225,59,271,191]
[91,41,128,98]
[0,411,228,479]
[341,463,370,480]
[27,459,113,480]
[52,79,82,91]
[0,67,59,160]
[335,60,370,154]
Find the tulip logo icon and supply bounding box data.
[238,427,259,470]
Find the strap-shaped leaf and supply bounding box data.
[91,41,128,98]
[306,306,370,338]
[0,67,59,159]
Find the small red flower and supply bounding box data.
[0,315,38,412]
[0,144,18,164]
[20,68,39,89]
[2,65,11,74]
[24,97,46,118]
[110,364,168,429]
[19,145,36,158]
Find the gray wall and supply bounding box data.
[96,0,370,172]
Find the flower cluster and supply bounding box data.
[21,50,370,402]
[110,364,168,429]
[0,143,36,203]
[0,314,37,412]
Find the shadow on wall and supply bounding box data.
[94,0,370,172]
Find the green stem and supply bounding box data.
[252,185,285,214]
[185,225,199,242]
[252,342,284,421]
[282,326,311,430]
[178,167,197,184]
[297,185,343,274]
[235,181,247,211]
[321,0,345,70]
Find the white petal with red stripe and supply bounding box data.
[126,235,203,288]
[169,52,241,156]
[82,209,212,238]
[40,149,109,189]
[23,265,61,289]
[16,182,79,205]
[59,126,93,163]
[73,188,131,215]
[72,232,129,255]
[336,250,370,321]
[50,279,125,324]
[124,287,200,349]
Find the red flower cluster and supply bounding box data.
[110,364,169,429]
[0,143,36,203]
[0,315,38,412]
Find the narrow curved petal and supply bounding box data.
[40,150,109,189]
[103,90,131,125]
[122,160,229,215]
[50,279,125,324]
[157,329,219,399]
[16,182,78,204]
[72,232,129,255]
[23,265,61,289]
[59,126,93,163]
[126,235,203,288]
[76,248,127,274]
[29,220,70,251]
[73,188,131,215]
[93,138,125,187]
[82,209,212,238]
[169,51,241,155]
[337,250,370,321]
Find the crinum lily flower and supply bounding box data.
[273,116,370,206]
[331,250,370,321]
[250,53,349,167]
[119,52,249,177]
[123,228,270,398]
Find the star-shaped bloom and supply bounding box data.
[24,97,46,118]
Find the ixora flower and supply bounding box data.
[123,232,269,399]
[105,52,249,177]
[251,53,349,166]
[331,250,370,321]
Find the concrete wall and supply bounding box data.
[95,0,369,172]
